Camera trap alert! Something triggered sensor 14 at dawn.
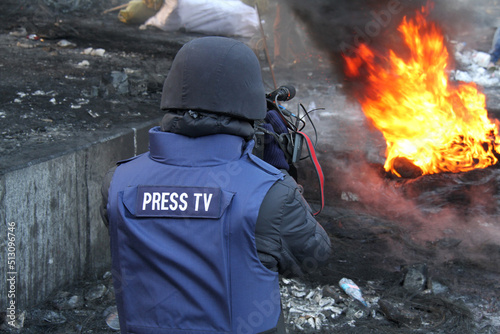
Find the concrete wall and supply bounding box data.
[0,120,157,310]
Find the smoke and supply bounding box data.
[285,0,498,87]
[322,135,500,270]
[296,85,500,272]
[282,0,500,272]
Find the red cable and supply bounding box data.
[297,131,324,216]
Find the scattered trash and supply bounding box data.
[82,47,106,57]
[104,306,120,331]
[57,39,76,48]
[85,283,108,301]
[454,70,473,83]
[27,34,40,41]
[76,98,89,105]
[471,50,492,68]
[345,299,370,319]
[42,310,67,324]
[88,110,100,118]
[341,191,359,202]
[453,43,500,87]
[77,60,90,68]
[32,90,46,96]
[91,48,105,57]
[339,278,368,307]
[121,111,142,117]
[118,0,162,24]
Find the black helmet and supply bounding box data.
[160,36,266,121]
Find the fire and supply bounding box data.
[343,4,500,177]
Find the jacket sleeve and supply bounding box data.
[255,171,332,277]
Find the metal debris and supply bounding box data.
[84,283,107,301]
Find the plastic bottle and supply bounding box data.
[339,278,368,307]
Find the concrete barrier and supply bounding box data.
[0,119,159,310]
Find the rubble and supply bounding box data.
[452,43,500,87]
[0,1,499,334]
[52,292,84,310]
[401,263,428,293]
[3,237,496,334]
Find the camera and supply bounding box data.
[253,85,325,216]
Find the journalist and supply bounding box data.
[101,36,331,334]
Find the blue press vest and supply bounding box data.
[108,127,284,334]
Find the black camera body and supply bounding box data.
[253,85,303,168]
[253,104,303,164]
[253,85,325,216]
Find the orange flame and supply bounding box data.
[343,5,500,177]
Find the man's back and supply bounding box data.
[107,128,284,333]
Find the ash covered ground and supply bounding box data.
[1,0,500,333]
[0,0,190,173]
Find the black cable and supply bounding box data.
[299,103,324,149]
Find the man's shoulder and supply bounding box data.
[264,171,301,201]
[246,153,285,179]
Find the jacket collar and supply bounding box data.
[148,126,251,166]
